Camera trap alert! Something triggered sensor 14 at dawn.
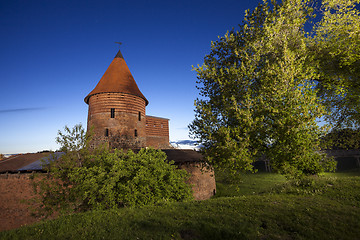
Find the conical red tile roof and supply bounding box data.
[84,50,148,105]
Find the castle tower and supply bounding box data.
[84,50,148,149]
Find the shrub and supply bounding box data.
[71,148,193,210]
[32,124,193,217]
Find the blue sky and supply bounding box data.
[0,0,258,153]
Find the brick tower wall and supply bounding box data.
[87,92,147,149]
[145,116,170,149]
[177,162,216,200]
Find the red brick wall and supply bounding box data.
[145,116,170,149]
[87,93,171,149]
[0,164,216,232]
[178,162,216,200]
[0,174,40,231]
[87,93,147,149]
[88,93,146,115]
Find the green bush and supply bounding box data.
[71,148,193,209]
[32,124,193,217]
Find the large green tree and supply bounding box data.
[190,0,343,178]
[311,0,360,129]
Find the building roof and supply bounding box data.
[162,149,205,164]
[0,152,64,173]
[84,50,148,105]
[0,153,49,172]
[146,115,170,121]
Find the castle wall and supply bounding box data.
[145,116,170,149]
[0,161,216,231]
[0,173,39,231]
[177,162,216,200]
[87,92,147,149]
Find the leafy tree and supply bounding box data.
[33,124,193,217]
[0,153,4,160]
[55,123,92,168]
[189,0,337,178]
[311,0,360,129]
[321,128,360,150]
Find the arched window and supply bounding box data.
[138,112,141,121]
[105,128,109,137]
[134,129,138,137]
[111,108,115,118]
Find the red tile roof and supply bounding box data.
[84,50,148,105]
[0,153,49,172]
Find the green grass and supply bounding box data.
[1,170,360,240]
[214,171,287,197]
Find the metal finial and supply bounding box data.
[115,42,122,49]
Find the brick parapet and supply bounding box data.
[0,172,35,179]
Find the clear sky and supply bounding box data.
[0,0,258,154]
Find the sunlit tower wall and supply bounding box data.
[84,50,148,149]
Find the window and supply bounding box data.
[134,129,138,137]
[138,112,141,121]
[111,108,115,118]
[105,128,109,137]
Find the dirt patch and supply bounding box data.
[0,175,42,232]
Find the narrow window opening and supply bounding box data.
[105,128,109,137]
[134,129,138,137]
[111,108,115,118]
[138,112,141,121]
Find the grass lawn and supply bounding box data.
[1,170,360,240]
